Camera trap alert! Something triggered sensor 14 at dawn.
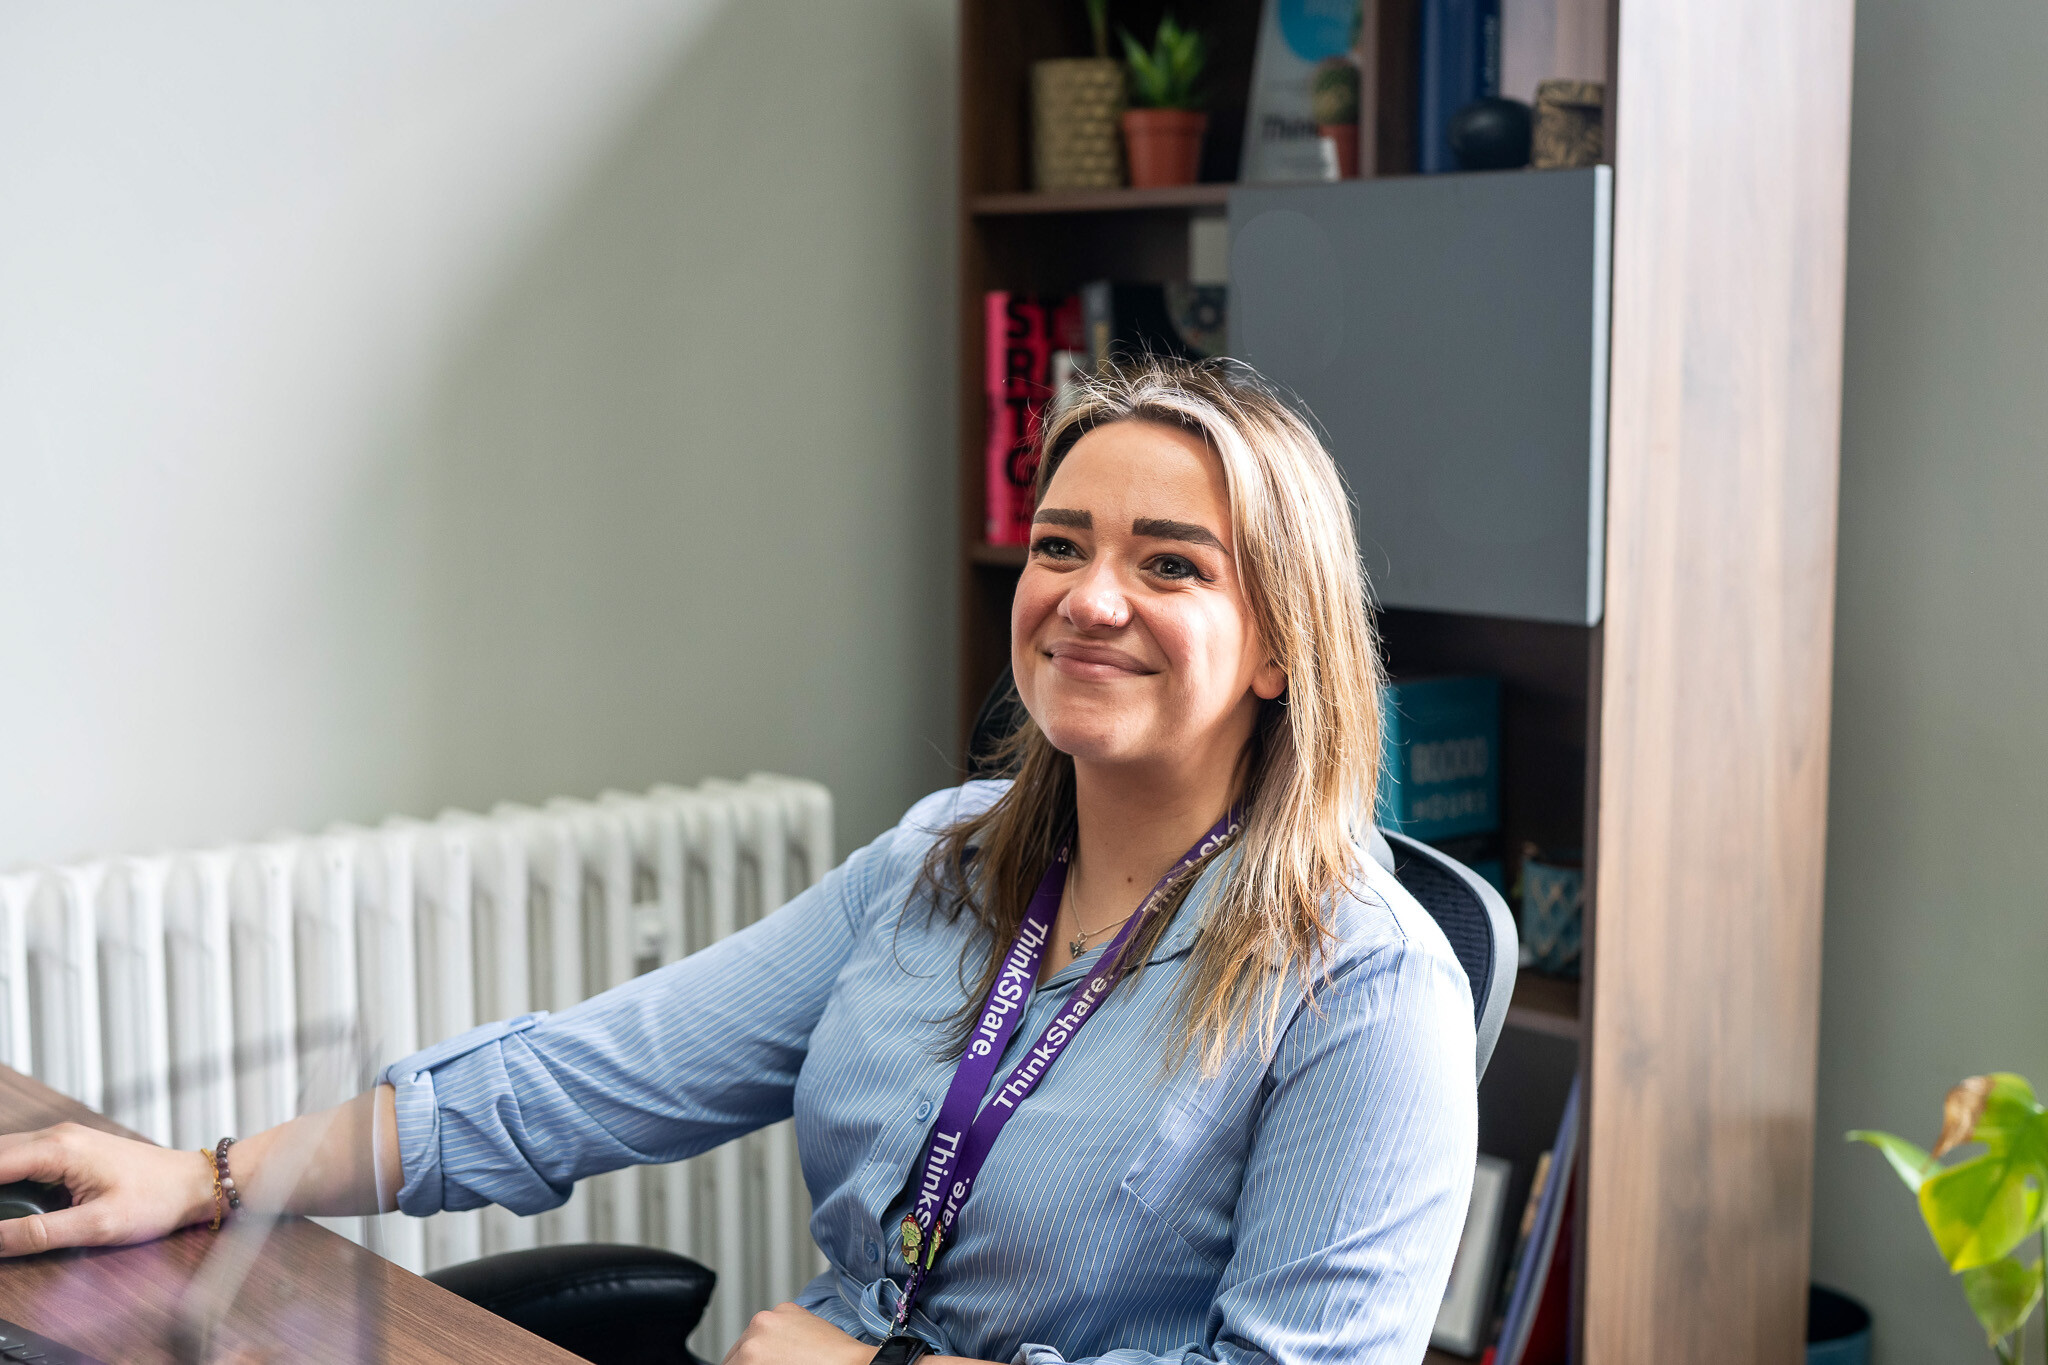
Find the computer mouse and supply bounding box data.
[0,1182,68,1221]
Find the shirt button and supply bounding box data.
[914,1100,933,1121]
[864,1239,881,1262]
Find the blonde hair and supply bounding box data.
[923,356,1384,1074]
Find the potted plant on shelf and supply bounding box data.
[1311,56,1361,178]
[1119,14,1208,189]
[1850,1072,2048,1364]
[1031,0,1125,191]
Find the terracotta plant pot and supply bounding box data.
[1318,122,1360,178]
[1120,109,1208,189]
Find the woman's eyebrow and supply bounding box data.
[1132,517,1225,551]
[1034,507,1091,529]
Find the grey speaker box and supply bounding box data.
[1228,167,1612,625]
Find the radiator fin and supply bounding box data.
[2,773,834,1361]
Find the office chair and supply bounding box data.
[1378,827,1517,1079]
[430,669,1517,1364]
[425,1243,716,1365]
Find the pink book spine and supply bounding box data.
[984,291,1045,546]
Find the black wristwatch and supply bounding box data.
[870,1333,932,1363]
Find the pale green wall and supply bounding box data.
[412,0,963,847]
[0,0,959,865]
[1810,0,2048,1358]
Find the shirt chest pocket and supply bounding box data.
[1118,1073,1259,1271]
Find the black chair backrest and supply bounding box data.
[1378,831,1517,1078]
[965,669,1518,1078]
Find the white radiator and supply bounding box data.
[0,773,833,1358]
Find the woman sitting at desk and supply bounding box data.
[0,359,1476,1365]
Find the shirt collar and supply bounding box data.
[1147,850,1233,963]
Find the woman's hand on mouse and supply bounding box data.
[0,1122,214,1256]
[0,1087,402,1258]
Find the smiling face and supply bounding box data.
[1012,419,1288,783]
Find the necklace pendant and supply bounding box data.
[1069,931,1087,956]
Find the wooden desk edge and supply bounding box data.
[0,1065,582,1364]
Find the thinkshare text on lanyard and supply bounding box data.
[886,806,1244,1335]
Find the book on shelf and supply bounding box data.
[1481,1150,1549,1356]
[1378,675,1501,843]
[1493,1170,1574,1365]
[1486,1073,1580,1365]
[1418,0,1502,173]
[1079,281,1228,375]
[984,291,1083,547]
[1241,0,1369,182]
[1433,1153,1515,1355]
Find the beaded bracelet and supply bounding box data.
[213,1137,242,1213]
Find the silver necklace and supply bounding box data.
[1064,876,1137,957]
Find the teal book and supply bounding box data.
[1377,675,1501,840]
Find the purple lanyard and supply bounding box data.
[888,805,1244,1332]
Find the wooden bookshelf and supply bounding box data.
[1507,972,1582,1040]
[953,3,1852,1361]
[971,184,1235,216]
[967,542,1028,568]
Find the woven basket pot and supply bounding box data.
[1032,58,1125,191]
[1531,79,1606,169]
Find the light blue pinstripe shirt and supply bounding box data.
[382,782,1477,1364]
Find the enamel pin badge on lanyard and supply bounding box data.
[899,1213,940,1270]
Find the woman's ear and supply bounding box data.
[1253,656,1288,702]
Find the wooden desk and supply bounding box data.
[0,1065,579,1364]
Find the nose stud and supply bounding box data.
[1061,593,1127,629]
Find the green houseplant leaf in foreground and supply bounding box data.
[1967,1257,2047,1347]
[1919,1074,2048,1271]
[1850,1129,1939,1191]
[1852,1072,2048,1362]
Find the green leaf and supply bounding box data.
[1119,13,1206,109]
[1937,1074,2042,1159]
[1971,1075,2043,1156]
[1167,23,1206,105]
[1919,1114,2048,1270]
[1962,1254,2044,1347]
[1118,26,1164,105]
[1085,0,1109,60]
[1849,1129,1940,1192]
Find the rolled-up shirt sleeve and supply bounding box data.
[379,812,912,1217]
[1008,933,1479,1365]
